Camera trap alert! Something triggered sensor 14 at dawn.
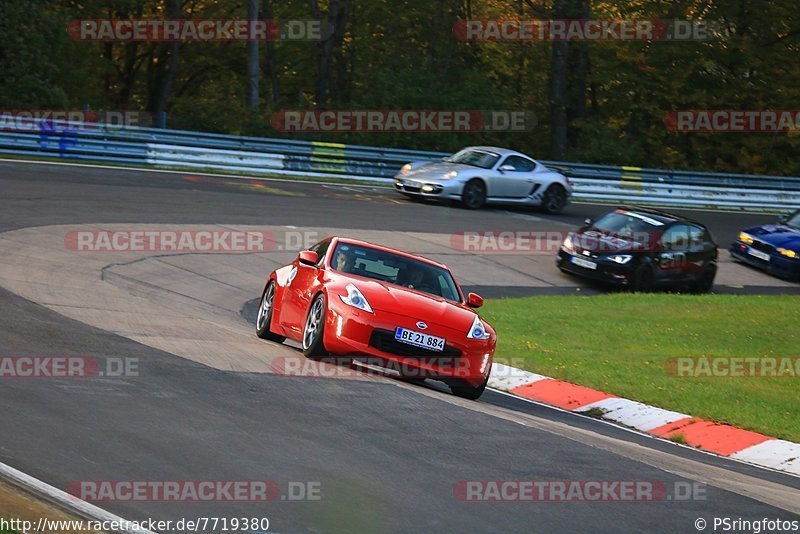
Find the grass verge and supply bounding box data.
[481,294,800,442]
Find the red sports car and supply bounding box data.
[255,237,495,399]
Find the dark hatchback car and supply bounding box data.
[556,207,718,292]
[730,209,800,280]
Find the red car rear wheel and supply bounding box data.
[256,281,286,343]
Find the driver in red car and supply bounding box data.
[399,264,430,292]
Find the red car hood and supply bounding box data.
[345,277,478,330]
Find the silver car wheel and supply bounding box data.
[257,283,275,331]
[302,298,324,350]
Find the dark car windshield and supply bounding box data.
[591,211,666,239]
[444,149,500,169]
[785,211,800,228]
[331,243,461,302]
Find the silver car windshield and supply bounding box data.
[331,243,462,302]
[444,150,499,169]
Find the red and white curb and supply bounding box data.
[488,362,800,477]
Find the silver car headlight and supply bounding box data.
[340,283,373,313]
[466,315,491,340]
[442,170,458,180]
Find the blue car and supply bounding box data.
[730,209,800,279]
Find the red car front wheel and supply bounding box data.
[449,375,489,400]
[302,293,328,358]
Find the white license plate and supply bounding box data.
[747,247,771,262]
[394,327,445,352]
[571,256,598,270]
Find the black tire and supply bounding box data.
[449,376,488,400]
[541,184,568,214]
[302,293,328,358]
[692,264,716,294]
[256,281,286,342]
[632,265,655,292]
[461,179,486,209]
[397,376,427,386]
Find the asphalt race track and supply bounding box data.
[0,159,798,533]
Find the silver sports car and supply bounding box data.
[394,146,572,213]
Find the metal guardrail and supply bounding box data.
[0,119,798,212]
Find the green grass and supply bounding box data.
[482,294,800,442]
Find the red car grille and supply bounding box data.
[368,329,462,360]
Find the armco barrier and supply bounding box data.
[0,119,798,212]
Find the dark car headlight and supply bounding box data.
[739,232,754,245]
[562,233,576,254]
[608,254,633,265]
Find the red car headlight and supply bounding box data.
[466,315,491,340]
[340,283,374,314]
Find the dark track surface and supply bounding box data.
[0,160,780,240]
[0,160,798,533]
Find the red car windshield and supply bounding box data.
[331,243,461,303]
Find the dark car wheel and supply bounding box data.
[256,281,286,342]
[302,293,328,358]
[541,184,568,214]
[692,264,717,294]
[632,265,655,292]
[449,376,488,400]
[461,179,486,209]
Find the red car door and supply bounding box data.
[280,261,323,334]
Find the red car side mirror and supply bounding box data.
[298,251,319,266]
[467,292,483,309]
